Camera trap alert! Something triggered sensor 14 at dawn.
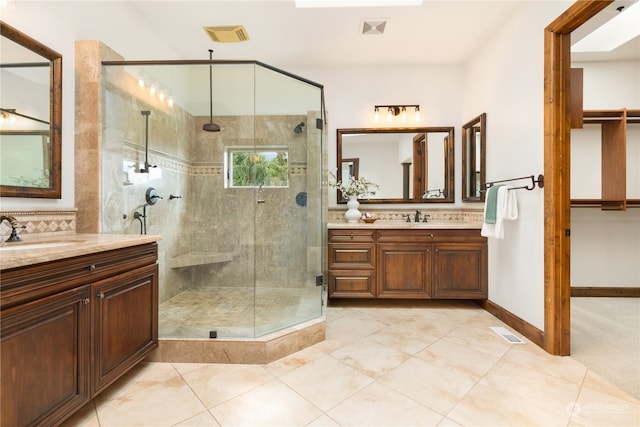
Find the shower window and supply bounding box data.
[225,147,289,188]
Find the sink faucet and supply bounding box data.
[414,210,421,223]
[1,215,26,242]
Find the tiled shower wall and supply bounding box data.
[98,62,323,304]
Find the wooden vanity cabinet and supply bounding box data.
[1,286,91,427]
[378,242,431,298]
[328,229,376,297]
[432,242,487,298]
[0,243,158,427]
[328,228,487,300]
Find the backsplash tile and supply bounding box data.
[0,208,77,239]
[327,208,483,223]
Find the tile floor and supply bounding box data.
[62,300,639,427]
[159,287,322,338]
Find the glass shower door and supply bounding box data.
[252,65,324,336]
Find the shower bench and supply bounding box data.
[169,251,233,269]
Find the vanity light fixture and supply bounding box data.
[373,104,420,123]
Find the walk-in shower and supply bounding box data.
[99,59,325,339]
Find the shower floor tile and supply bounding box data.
[159,286,322,339]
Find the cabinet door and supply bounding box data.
[432,243,487,299]
[93,263,158,395]
[1,286,90,427]
[378,243,431,298]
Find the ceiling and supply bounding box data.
[5,0,638,68]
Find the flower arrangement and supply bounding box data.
[329,170,380,197]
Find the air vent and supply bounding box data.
[490,326,525,344]
[362,19,387,35]
[203,25,250,43]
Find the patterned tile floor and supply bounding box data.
[159,287,323,338]
[63,300,639,427]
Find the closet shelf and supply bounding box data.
[571,199,640,209]
[169,252,233,269]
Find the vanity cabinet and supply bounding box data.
[0,242,158,427]
[378,243,431,298]
[328,229,376,298]
[328,228,487,300]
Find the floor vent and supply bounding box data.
[490,326,525,344]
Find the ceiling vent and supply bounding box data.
[203,25,250,43]
[362,19,387,35]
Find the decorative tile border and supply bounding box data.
[124,142,307,176]
[0,208,77,239]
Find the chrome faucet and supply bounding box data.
[414,210,421,222]
[1,215,26,242]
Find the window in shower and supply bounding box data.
[225,147,289,188]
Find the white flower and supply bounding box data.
[329,170,379,197]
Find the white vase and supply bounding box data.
[344,195,361,223]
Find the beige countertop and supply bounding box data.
[328,220,483,230]
[0,233,161,270]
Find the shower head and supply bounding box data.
[294,122,305,134]
[203,49,221,133]
[203,122,221,132]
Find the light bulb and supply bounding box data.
[402,106,407,122]
[167,98,174,107]
[149,86,156,95]
[387,107,393,122]
[415,106,420,122]
[374,107,379,122]
[138,79,145,88]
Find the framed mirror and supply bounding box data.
[337,127,454,204]
[461,113,486,202]
[0,21,62,198]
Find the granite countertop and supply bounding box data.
[0,233,161,270]
[327,220,483,230]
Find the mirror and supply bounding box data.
[461,113,486,202]
[0,21,62,198]
[337,127,454,203]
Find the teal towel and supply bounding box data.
[485,185,503,224]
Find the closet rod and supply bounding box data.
[484,174,544,191]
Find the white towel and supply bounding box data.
[481,185,518,239]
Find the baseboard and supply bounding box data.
[571,287,640,297]
[476,299,544,349]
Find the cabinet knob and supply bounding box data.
[350,233,354,240]
[435,248,439,252]
[87,264,96,272]
[98,292,105,299]
[349,282,355,287]
[82,298,90,305]
[428,233,434,238]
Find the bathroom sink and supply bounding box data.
[0,240,85,251]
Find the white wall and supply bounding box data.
[570,60,640,288]
[292,64,465,207]
[463,2,570,330]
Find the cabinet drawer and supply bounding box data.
[329,270,375,298]
[328,243,374,268]
[1,243,158,310]
[328,229,375,242]
[377,229,486,243]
